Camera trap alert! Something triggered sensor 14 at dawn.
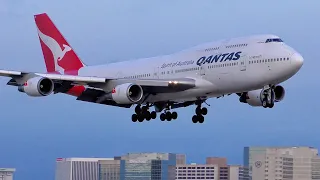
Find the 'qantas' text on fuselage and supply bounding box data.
[196,51,242,66]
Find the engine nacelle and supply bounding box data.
[243,85,286,107]
[111,83,143,104]
[18,76,54,97]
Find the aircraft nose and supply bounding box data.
[291,52,304,69]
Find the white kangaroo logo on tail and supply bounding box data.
[37,28,72,73]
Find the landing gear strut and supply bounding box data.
[159,104,178,121]
[192,100,208,123]
[261,85,275,108]
[131,104,157,122]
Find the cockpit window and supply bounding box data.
[265,38,283,43]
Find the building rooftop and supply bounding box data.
[0,168,15,172]
[56,157,114,162]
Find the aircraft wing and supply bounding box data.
[0,69,196,94]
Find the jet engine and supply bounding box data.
[110,83,143,104]
[18,76,54,97]
[240,85,285,106]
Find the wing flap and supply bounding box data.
[76,88,132,108]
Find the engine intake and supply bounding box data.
[274,85,285,102]
[240,85,286,107]
[111,83,143,104]
[18,76,54,97]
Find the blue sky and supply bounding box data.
[0,0,319,179]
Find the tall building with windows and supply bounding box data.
[229,165,249,180]
[99,159,121,180]
[0,168,15,180]
[120,152,176,180]
[55,157,115,180]
[176,157,248,180]
[245,146,320,180]
[176,163,218,179]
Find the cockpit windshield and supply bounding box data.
[265,38,283,43]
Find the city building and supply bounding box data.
[176,163,218,179]
[55,157,115,180]
[246,146,320,180]
[176,154,186,165]
[120,152,177,180]
[229,165,249,180]
[99,159,121,180]
[176,157,248,180]
[0,168,15,180]
[206,157,227,166]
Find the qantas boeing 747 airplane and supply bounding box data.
[0,13,303,123]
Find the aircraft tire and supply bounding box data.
[166,112,172,121]
[160,113,166,121]
[196,107,202,115]
[192,115,198,123]
[201,107,208,115]
[198,115,204,123]
[171,112,178,119]
[135,105,141,114]
[132,114,138,122]
[138,115,144,122]
[151,111,157,119]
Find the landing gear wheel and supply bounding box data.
[141,106,148,112]
[144,111,151,121]
[160,113,166,121]
[166,112,172,121]
[192,100,208,123]
[132,114,138,122]
[201,107,207,115]
[192,115,198,123]
[138,115,144,122]
[171,112,178,120]
[269,102,274,108]
[135,105,141,114]
[146,112,151,121]
[151,111,157,119]
[198,115,204,123]
[196,106,202,115]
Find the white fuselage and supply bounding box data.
[77,34,303,103]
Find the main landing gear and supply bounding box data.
[261,85,275,108]
[131,105,157,122]
[192,100,208,124]
[159,110,178,121]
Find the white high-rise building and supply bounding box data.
[0,168,15,180]
[247,146,320,180]
[55,157,114,180]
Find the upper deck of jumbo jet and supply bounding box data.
[179,34,283,52]
[79,34,285,74]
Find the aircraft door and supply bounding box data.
[153,67,159,79]
[239,53,247,71]
[199,65,205,76]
